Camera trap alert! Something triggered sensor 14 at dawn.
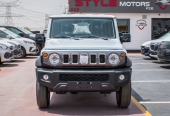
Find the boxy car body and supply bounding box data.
[35,14,132,108]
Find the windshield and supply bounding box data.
[51,18,115,39]
[3,29,20,38]
[158,32,170,40]
[19,28,33,34]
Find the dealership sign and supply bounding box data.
[69,0,170,13]
[136,20,147,30]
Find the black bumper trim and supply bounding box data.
[36,68,132,92]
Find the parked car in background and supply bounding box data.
[157,37,170,62]
[43,29,47,37]
[0,28,36,58]
[0,26,45,55]
[141,32,170,57]
[0,38,21,58]
[141,41,151,56]
[150,32,170,58]
[0,41,13,64]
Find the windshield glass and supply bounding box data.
[3,29,20,38]
[19,28,33,34]
[158,32,170,40]
[51,18,115,39]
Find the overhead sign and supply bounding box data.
[69,0,170,13]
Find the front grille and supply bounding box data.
[99,55,105,63]
[91,55,96,63]
[4,52,12,58]
[150,45,155,50]
[14,50,18,55]
[73,55,78,63]
[18,45,21,48]
[63,55,69,63]
[59,74,109,82]
[10,46,13,50]
[141,46,144,49]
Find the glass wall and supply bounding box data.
[117,19,130,36]
[152,18,170,40]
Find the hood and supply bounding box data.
[44,38,123,50]
[0,39,20,45]
[162,36,170,42]
[141,41,151,46]
[0,41,13,47]
[15,37,35,42]
[29,34,36,40]
[150,38,167,44]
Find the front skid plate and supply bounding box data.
[67,82,101,91]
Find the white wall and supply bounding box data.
[80,12,170,50]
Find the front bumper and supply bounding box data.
[13,48,21,58]
[149,50,158,58]
[36,68,132,92]
[0,51,13,62]
[157,48,170,62]
[25,45,36,55]
[141,46,150,56]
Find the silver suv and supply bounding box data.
[35,14,132,108]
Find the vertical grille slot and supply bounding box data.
[99,54,106,64]
[72,54,78,64]
[91,54,96,64]
[63,54,69,64]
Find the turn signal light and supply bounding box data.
[120,53,125,58]
[43,53,48,57]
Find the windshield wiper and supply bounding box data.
[80,35,108,40]
[53,35,79,40]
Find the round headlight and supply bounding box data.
[108,54,120,65]
[49,53,60,65]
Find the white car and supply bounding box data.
[0,39,21,58]
[0,28,36,57]
[0,41,13,64]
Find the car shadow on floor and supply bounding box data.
[40,90,145,115]
[22,56,38,59]
[12,60,25,62]
[143,58,157,60]
[152,61,169,64]
[160,66,170,69]
[0,63,18,69]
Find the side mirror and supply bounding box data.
[120,33,131,43]
[6,35,12,39]
[35,33,45,42]
[18,32,25,37]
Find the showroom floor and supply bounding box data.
[0,54,169,116]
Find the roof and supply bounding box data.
[50,14,116,18]
[0,25,15,28]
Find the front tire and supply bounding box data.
[20,47,26,58]
[36,81,50,108]
[116,82,131,108]
[34,44,41,56]
[0,58,3,64]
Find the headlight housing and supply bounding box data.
[108,53,120,66]
[23,40,34,44]
[8,42,17,48]
[145,44,150,47]
[49,53,60,66]
[0,44,8,50]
